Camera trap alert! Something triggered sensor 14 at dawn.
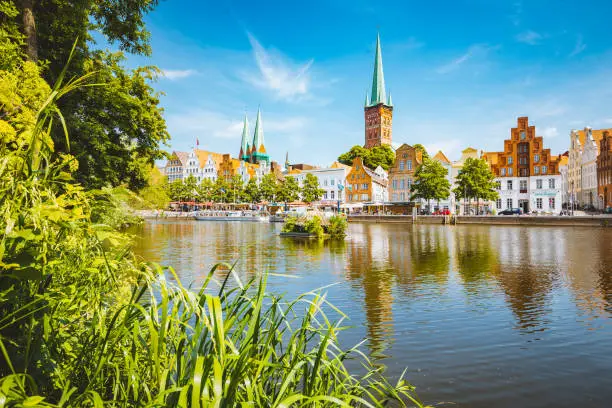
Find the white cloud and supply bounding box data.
[242,33,314,101]
[569,35,586,57]
[541,127,559,138]
[516,30,542,45]
[436,44,496,74]
[161,69,197,80]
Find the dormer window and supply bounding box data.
[520,131,526,140]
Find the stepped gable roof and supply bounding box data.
[194,149,224,168]
[432,150,451,164]
[558,155,569,167]
[576,128,612,146]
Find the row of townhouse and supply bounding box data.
[564,127,612,210]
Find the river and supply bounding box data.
[132,220,612,408]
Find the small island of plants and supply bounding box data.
[281,213,348,239]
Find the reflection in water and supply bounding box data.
[133,221,612,408]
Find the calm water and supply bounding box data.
[133,220,612,408]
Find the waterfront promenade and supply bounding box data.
[348,214,612,227]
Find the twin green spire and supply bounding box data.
[239,107,269,165]
[239,112,250,160]
[365,33,392,108]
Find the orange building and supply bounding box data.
[346,157,388,203]
[364,34,393,148]
[597,131,612,209]
[482,117,563,214]
[388,144,422,202]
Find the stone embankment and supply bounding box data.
[348,214,612,227]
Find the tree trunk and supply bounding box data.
[19,0,38,62]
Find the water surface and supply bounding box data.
[133,220,612,408]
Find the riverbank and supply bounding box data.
[348,214,612,227]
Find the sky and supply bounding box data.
[119,0,612,165]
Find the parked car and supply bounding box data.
[499,208,522,215]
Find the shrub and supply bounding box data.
[326,215,348,239]
[304,215,325,239]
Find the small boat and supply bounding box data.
[194,210,263,221]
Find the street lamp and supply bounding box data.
[337,183,344,213]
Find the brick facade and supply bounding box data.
[388,144,422,202]
[364,104,393,148]
[597,131,612,209]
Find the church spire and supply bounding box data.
[369,32,387,106]
[364,90,370,107]
[252,106,265,154]
[239,112,250,161]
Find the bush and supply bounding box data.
[326,215,348,239]
[304,215,325,239]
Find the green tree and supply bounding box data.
[167,179,187,202]
[212,177,229,203]
[183,175,198,202]
[5,0,169,189]
[338,145,395,171]
[197,178,214,202]
[411,158,451,212]
[259,173,277,202]
[453,157,499,214]
[0,1,23,71]
[243,177,261,203]
[301,173,324,204]
[138,165,170,208]
[413,144,429,160]
[228,174,244,203]
[276,176,300,204]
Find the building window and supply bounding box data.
[549,197,555,209]
[507,198,513,209]
[407,178,412,189]
[362,194,369,201]
[331,179,335,186]
[520,180,527,192]
[323,179,328,186]
[501,168,506,176]
[536,179,542,189]
[542,166,547,174]
[403,153,408,158]
[536,198,543,209]
[400,192,405,201]
[534,166,539,175]
[399,160,405,170]
[534,154,539,163]
[392,179,397,189]
[392,193,397,201]
[496,199,502,209]
[355,165,360,170]
[508,167,513,176]
[323,192,328,199]
[549,178,555,189]
[520,131,526,140]
[400,179,405,189]
[331,191,335,199]
[407,160,412,170]
[507,180,513,190]
[508,157,513,164]
[362,183,368,190]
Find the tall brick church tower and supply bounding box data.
[364,33,393,148]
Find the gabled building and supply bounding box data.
[483,116,562,214]
[388,144,422,202]
[165,151,189,182]
[290,161,351,205]
[346,157,388,203]
[581,128,600,209]
[597,131,612,209]
[364,33,393,148]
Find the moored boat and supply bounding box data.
[195,210,264,221]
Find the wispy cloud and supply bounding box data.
[391,37,425,52]
[541,127,559,138]
[161,69,197,80]
[242,33,314,101]
[516,30,542,45]
[569,35,586,57]
[436,44,496,74]
[510,1,523,26]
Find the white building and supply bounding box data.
[581,129,600,209]
[289,161,352,205]
[165,151,189,182]
[559,155,570,208]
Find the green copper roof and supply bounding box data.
[252,106,264,153]
[364,90,370,107]
[387,92,392,106]
[370,33,387,106]
[240,113,249,159]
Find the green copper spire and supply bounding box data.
[239,112,250,160]
[252,106,264,152]
[364,90,370,107]
[387,91,392,106]
[370,33,387,106]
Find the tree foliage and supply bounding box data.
[338,144,395,171]
[453,157,499,211]
[259,173,277,202]
[411,158,451,210]
[243,177,261,203]
[5,0,168,189]
[413,143,429,160]
[301,173,324,203]
[227,174,244,203]
[276,175,300,203]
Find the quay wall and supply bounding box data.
[348,215,612,227]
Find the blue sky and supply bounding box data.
[123,0,612,165]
